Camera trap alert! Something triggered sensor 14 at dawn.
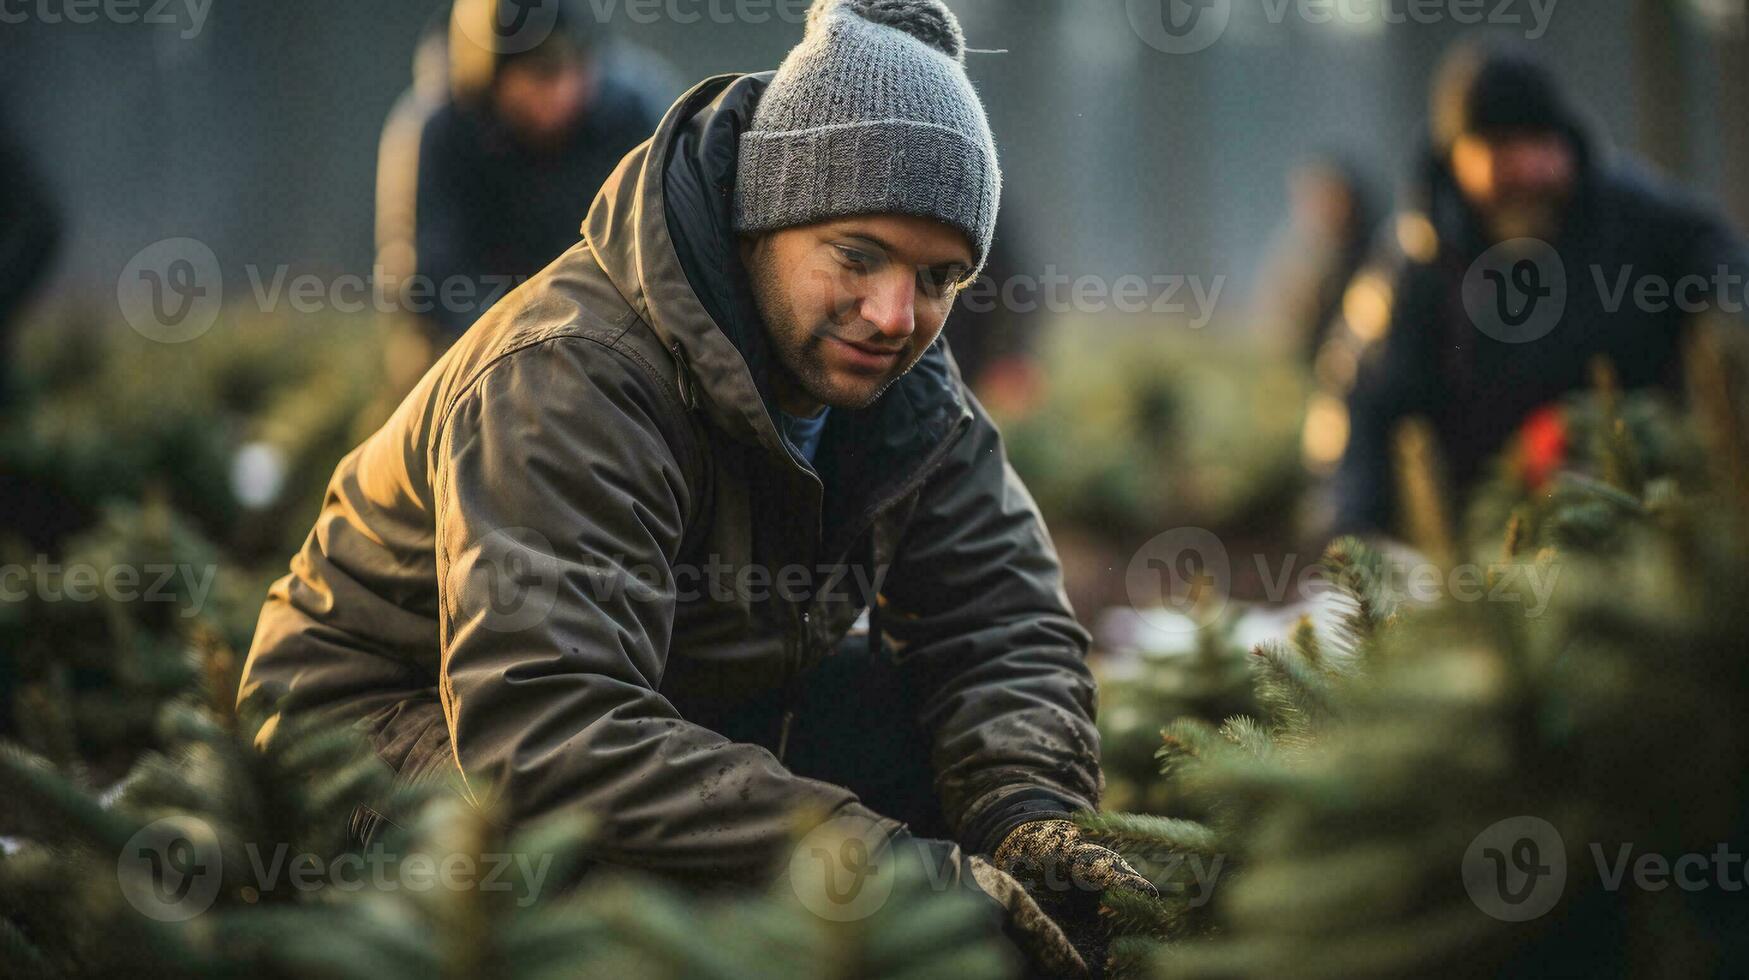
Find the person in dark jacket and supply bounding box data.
[1313,44,1745,537]
[0,110,62,397]
[242,1,1150,973]
[390,0,669,341]
[1249,155,1377,360]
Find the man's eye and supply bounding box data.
[919,267,964,298]
[833,245,872,269]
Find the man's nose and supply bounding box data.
[859,271,917,342]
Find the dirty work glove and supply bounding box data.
[992,818,1158,974]
[994,818,1157,909]
[964,853,1090,979]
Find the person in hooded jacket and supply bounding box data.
[1311,43,1746,538]
[242,1,1152,973]
[389,0,672,341]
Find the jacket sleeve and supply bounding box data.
[1330,256,1442,537]
[877,393,1102,856]
[434,335,901,882]
[1668,199,1749,331]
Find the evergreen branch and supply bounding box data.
[1217,715,1276,762]
[1099,885,1196,942]
[1249,641,1334,739]
[1075,812,1222,857]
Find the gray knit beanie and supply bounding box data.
[733,0,1001,274]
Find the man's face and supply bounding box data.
[742,214,975,414]
[1450,129,1576,242]
[492,55,596,147]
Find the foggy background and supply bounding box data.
[4,0,1745,323]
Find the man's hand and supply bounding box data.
[992,817,1158,915]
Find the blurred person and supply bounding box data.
[0,109,62,402]
[242,1,1151,973]
[1315,43,1746,538]
[386,0,671,346]
[367,10,454,428]
[1249,155,1377,360]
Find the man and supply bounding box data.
[1315,45,1744,536]
[389,0,669,341]
[242,0,1150,972]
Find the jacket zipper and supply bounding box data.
[834,413,973,567]
[772,419,968,764]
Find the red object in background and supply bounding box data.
[976,355,1047,421]
[1517,404,1568,491]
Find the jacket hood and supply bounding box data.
[1408,50,1600,258]
[581,71,971,473]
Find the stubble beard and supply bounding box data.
[747,253,922,412]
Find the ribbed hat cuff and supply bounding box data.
[733,118,996,272]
